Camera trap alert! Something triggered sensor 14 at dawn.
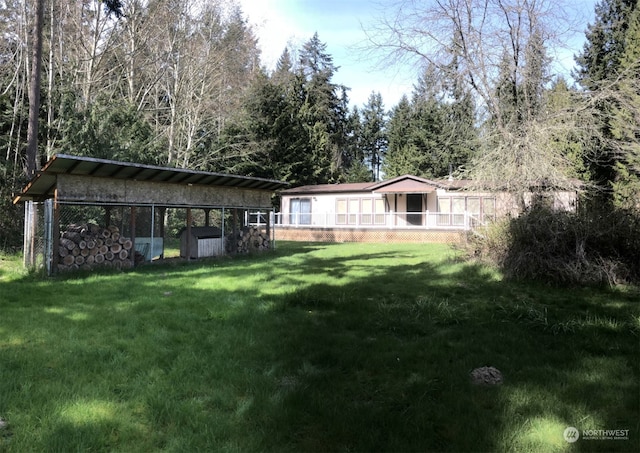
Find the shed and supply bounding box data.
[180,226,223,259]
[13,154,288,274]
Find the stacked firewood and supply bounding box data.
[230,226,271,253]
[57,223,136,272]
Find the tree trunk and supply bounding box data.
[25,0,45,178]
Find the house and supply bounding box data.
[275,174,576,243]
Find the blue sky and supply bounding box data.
[239,0,597,109]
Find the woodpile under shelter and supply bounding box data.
[12,154,288,274]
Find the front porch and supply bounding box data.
[273,210,485,231]
[273,225,466,244]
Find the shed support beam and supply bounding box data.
[51,190,60,274]
[159,207,166,260]
[186,208,192,260]
[232,208,238,254]
[130,206,136,266]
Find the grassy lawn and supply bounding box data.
[0,242,638,452]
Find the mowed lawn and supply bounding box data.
[0,242,638,452]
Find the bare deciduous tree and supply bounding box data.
[366,0,594,200]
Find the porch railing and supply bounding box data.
[261,211,489,230]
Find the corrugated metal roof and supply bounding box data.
[13,154,288,204]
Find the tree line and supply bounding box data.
[1,0,639,252]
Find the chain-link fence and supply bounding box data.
[22,201,275,275]
[22,201,48,271]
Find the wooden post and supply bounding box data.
[204,208,210,227]
[232,208,238,254]
[105,206,112,228]
[130,206,136,266]
[265,208,271,249]
[186,207,192,260]
[159,207,166,259]
[51,190,60,274]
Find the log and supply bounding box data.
[58,223,138,272]
[62,231,82,243]
[88,223,101,235]
[66,224,83,233]
[60,238,76,250]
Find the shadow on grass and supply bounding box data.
[0,242,638,452]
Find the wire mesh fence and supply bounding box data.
[22,201,275,275]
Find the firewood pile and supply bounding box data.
[229,226,271,253]
[57,223,139,272]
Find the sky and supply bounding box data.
[238,0,597,109]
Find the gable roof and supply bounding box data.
[368,174,444,193]
[281,175,460,196]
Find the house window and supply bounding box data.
[483,197,496,222]
[290,198,311,225]
[437,197,451,225]
[361,199,373,224]
[437,196,496,226]
[374,198,386,224]
[452,197,466,226]
[348,199,359,225]
[336,199,347,224]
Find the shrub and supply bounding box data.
[464,203,640,286]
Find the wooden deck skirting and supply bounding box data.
[274,226,466,244]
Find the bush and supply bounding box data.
[464,203,640,286]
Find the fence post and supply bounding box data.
[51,193,60,275]
[43,199,53,275]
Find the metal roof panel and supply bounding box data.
[13,154,288,204]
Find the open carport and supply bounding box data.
[13,154,287,274]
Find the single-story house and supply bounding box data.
[275,174,577,243]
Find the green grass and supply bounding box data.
[0,242,638,452]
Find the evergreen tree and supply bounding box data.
[576,0,638,88]
[610,5,640,208]
[575,0,640,202]
[360,92,388,181]
[297,33,350,183]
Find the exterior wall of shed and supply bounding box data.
[55,174,273,208]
